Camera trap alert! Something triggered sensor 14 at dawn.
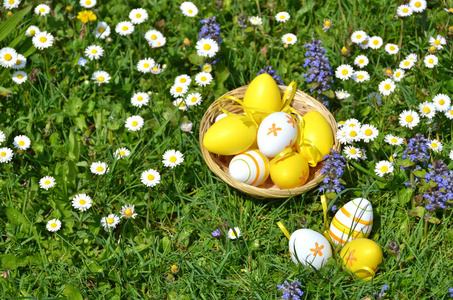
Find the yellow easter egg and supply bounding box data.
[243,74,283,112]
[270,152,309,189]
[297,111,334,167]
[203,115,257,155]
[340,238,383,281]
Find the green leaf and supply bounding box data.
[360,106,372,117]
[64,97,83,117]
[63,284,83,300]
[0,87,12,93]
[0,254,28,270]
[0,6,33,44]
[87,261,103,273]
[398,188,413,205]
[6,207,29,229]
[188,53,204,66]
[322,90,335,99]
[413,169,427,178]
[398,158,415,168]
[68,131,79,161]
[243,27,254,33]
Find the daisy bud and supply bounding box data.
[341,46,349,56]
[66,6,73,12]
[183,38,191,46]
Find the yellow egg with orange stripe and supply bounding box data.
[329,198,373,246]
[229,149,270,186]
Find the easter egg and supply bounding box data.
[297,111,334,167]
[329,198,373,246]
[215,113,228,122]
[270,152,309,189]
[229,150,269,186]
[243,73,283,112]
[340,238,383,280]
[288,229,332,270]
[257,112,298,157]
[203,115,257,155]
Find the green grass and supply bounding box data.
[1,0,453,299]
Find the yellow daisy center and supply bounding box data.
[439,99,445,105]
[434,40,441,46]
[373,40,379,45]
[384,84,391,90]
[122,26,128,31]
[204,66,211,72]
[16,59,21,65]
[40,8,45,13]
[170,156,177,162]
[339,121,345,124]
[151,34,157,40]
[0,152,5,157]
[380,166,389,172]
[423,107,431,114]
[107,218,114,224]
[404,61,410,66]
[350,149,357,154]
[4,54,12,61]
[98,27,105,33]
[19,141,25,146]
[136,13,141,18]
[402,8,408,13]
[415,2,421,7]
[97,76,104,82]
[280,15,285,19]
[391,138,397,143]
[203,44,211,50]
[9,0,14,3]
[431,142,438,148]
[191,97,197,103]
[92,49,98,54]
[405,116,413,122]
[287,37,292,42]
[45,180,51,185]
[341,69,348,75]
[119,151,125,156]
[136,95,144,102]
[143,63,150,68]
[358,74,364,80]
[201,76,207,81]
[428,59,434,64]
[390,46,395,50]
[450,8,453,12]
[153,67,158,71]
[86,0,91,4]
[17,74,23,79]
[132,121,138,127]
[359,59,364,64]
[79,199,86,205]
[365,129,372,136]
[30,29,36,35]
[348,124,356,127]
[356,34,362,39]
[39,36,47,43]
[325,20,331,26]
[188,9,193,14]
[180,78,186,83]
[176,87,183,92]
[51,223,57,228]
[350,131,357,137]
[396,72,401,77]
[147,174,154,181]
[124,209,132,215]
[96,166,104,172]
[361,40,367,45]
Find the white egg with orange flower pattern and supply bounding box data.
[288,229,332,270]
[257,112,298,157]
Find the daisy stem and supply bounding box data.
[398,19,405,61]
[337,0,347,27]
[410,171,415,210]
[5,164,13,202]
[254,0,261,16]
[423,210,431,241]
[379,96,389,131]
[146,187,151,229]
[349,161,387,182]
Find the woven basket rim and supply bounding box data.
[199,85,340,199]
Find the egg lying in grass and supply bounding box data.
[329,198,373,246]
[229,149,269,186]
[340,238,383,281]
[288,229,332,270]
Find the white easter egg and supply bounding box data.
[329,198,373,246]
[215,113,228,122]
[229,149,270,186]
[257,112,298,157]
[288,229,332,270]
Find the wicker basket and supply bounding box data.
[199,85,340,198]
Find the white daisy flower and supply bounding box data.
[427,139,443,152]
[84,45,104,60]
[91,71,110,85]
[151,64,163,74]
[424,55,438,68]
[12,71,27,84]
[195,72,213,86]
[0,130,5,144]
[80,0,96,8]
[378,79,396,96]
[12,54,26,70]
[418,102,436,119]
[0,147,13,163]
[345,126,362,143]
[120,205,137,219]
[358,148,367,160]
[354,55,369,68]
[162,149,184,168]
[35,4,50,16]
[46,219,61,232]
[144,29,164,44]
[429,35,446,50]
[397,4,413,17]
[173,98,188,111]
[360,124,379,143]
[344,118,361,129]
[114,147,130,159]
[150,36,166,48]
[393,69,405,82]
[228,227,241,240]
[137,58,155,73]
[385,43,399,54]
[72,193,93,211]
[406,53,418,62]
[335,64,354,80]
[335,89,350,100]
[275,11,290,22]
[358,38,370,49]
[180,122,193,133]
[185,92,202,106]
[39,176,56,190]
[196,38,219,58]
[336,127,349,144]
[368,92,382,105]
[353,70,370,83]
[90,161,109,175]
[445,107,453,119]
[32,31,54,50]
[368,36,383,49]
[13,135,30,150]
[282,33,297,45]
[384,134,404,145]
[170,83,188,98]
[180,1,198,17]
[201,63,212,73]
[141,168,161,187]
[25,26,40,37]
[131,92,149,107]
[101,214,120,231]
[94,22,111,39]
[399,110,420,129]
[115,21,134,36]
[125,115,144,131]
[409,0,427,13]
[175,74,191,86]
[129,8,148,24]
[3,0,20,9]
[399,59,415,70]
[351,30,368,44]
[375,160,393,177]
[432,94,451,112]
[249,16,262,26]
[343,145,361,160]
[0,47,17,68]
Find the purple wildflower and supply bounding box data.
[401,133,430,166]
[423,160,453,211]
[302,38,333,94]
[257,65,285,86]
[449,287,453,297]
[319,149,346,194]
[199,17,222,44]
[277,280,304,300]
[211,229,221,237]
[374,284,389,299]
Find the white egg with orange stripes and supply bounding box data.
[329,198,373,246]
[228,149,270,186]
[288,229,332,270]
[257,112,298,157]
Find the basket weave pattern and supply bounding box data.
[199,85,340,198]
